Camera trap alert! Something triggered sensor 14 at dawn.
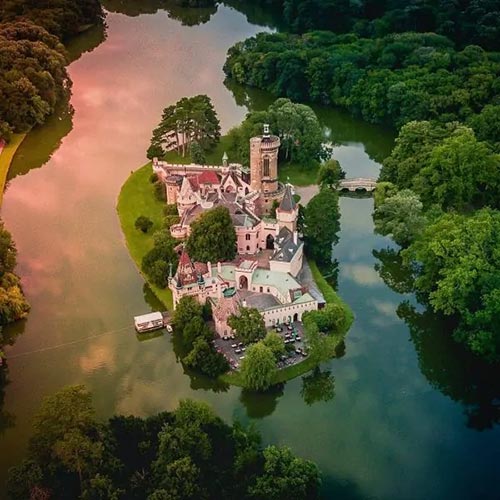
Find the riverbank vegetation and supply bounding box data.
[117,164,174,309]
[249,0,500,51]
[224,31,500,130]
[7,385,321,499]
[0,222,30,365]
[374,120,500,362]
[147,95,221,159]
[0,1,105,143]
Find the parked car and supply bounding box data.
[231,343,237,348]
[235,348,241,354]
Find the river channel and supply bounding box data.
[1,3,499,499]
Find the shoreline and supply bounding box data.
[0,134,27,207]
[117,162,353,387]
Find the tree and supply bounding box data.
[317,159,344,189]
[147,95,220,158]
[183,337,229,377]
[186,206,236,263]
[468,104,500,150]
[135,216,153,233]
[172,297,203,337]
[262,331,285,360]
[142,231,178,288]
[302,189,340,268]
[240,342,276,391]
[413,127,500,211]
[225,98,327,166]
[189,141,206,164]
[403,208,500,361]
[248,445,321,500]
[373,189,426,247]
[228,307,266,344]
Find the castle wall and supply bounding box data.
[261,300,318,327]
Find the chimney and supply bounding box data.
[293,231,298,245]
[207,261,211,276]
[217,261,222,273]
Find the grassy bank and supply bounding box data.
[116,163,173,310]
[278,161,319,186]
[0,134,27,206]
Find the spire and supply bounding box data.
[222,151,228,168]
[279,184,296,212]
[175,246,198,287]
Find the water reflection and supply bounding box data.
[240,384,285,419]
[373,247,500,431]
[102,0,218,25]
[223,81,395,166]
[300,367,335,406]
[0,369,15,436]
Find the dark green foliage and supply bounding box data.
[0,0,105,40]
[373,189,426,247]
[189,140,207,163]
[153,180,166,201]
[147,95,220,158]
[302,188,340,268]
[224,31,500,129]
[134,215,153,233]
[8,389,321,499]
[248,0,500,50]
[380,122,500,211]
[173,297,228,377]
[183,337,229,377]
[186,206,237,263]
[141,231,178,288]
[226,98,327,166]
[228,307,267,343]
[468,104,500,150]
[317,159,345,188]
[403,209,500,361]
[0,21,69,134]
[0,222,29,330]
[240,342,277,391]
[248,445,321,499]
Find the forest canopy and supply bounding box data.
[224,31,500,129]
[7,386,322,499]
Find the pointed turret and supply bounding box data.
[174,246,198,288]
[276,184,298,232]
[278,184,296,212]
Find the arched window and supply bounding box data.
[263,157,270,177]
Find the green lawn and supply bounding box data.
[308,258,354,334]
[116,163,173,310]
[0,134,26,206]
[278,161,320,186]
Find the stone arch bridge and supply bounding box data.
[338,177,377,192]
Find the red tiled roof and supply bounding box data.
[197,171,220,185]
[187,175,199,191]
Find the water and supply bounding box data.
[1,3,500,499]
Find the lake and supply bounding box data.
[1,3,499,498]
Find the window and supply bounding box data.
[246,245,250,251]
[246,234,251,240]
[263,157,270,177]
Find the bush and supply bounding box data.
[135,216,153,233]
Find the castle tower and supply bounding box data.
[250,124,280,194]
[276,184,298,233]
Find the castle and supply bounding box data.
[152,126,320,337]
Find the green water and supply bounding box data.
[1,3,500,499]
